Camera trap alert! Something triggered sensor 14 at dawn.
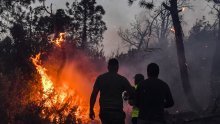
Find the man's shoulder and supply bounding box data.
[157,79,170,88]
[97,72,127,79]
[117,74,127,80]
[97,72,109,78]
[157,78,166,83]
[144,78,168,86]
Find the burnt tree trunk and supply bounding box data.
[163,0,201,111]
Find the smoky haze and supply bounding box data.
[1,0,218,123]
[46,0,218,113]
[46,0,214,56]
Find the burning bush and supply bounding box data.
[26,33,104,123]
[0,32,105,123]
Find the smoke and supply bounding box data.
[31,41,107,123]
[33,26,217,123]
[116,33,216,115]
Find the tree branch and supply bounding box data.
[162,2,171,11]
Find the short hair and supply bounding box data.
[147,63,159,78]
[108,58,119,72]
[134,74,144,85]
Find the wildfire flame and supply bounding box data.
[49,33,65,47]
[31,53,54,98]
[30,33,96,123]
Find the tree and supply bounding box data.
[154,3,172,47]
[118,16,151,50]
[188,17,216,42]
[129,0,202,111]
[206,0,220,112]
[66,0,107,51]
[0,0,47,34]
[0,1,76,123]
[0,0,107,122]
[118,5,172,51]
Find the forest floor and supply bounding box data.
[168,111,220,124]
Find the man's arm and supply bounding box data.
[164,84,174,108]
[89,77,100,120]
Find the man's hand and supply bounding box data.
[89,109,95,120]
[122,91,129,101]
[90,84,99,120]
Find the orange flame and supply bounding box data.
[30,33,97,123]
[31,53,54,98]
[49,33,65,47]
[31,53,71,109]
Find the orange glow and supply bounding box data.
[182,7,186,12]
[49,32,65,47]
[170,28,175,33]
[30,33,100,123]
[31,53,54,98]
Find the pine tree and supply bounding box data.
[67,0,107,51]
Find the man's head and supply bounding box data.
[134,74,144,85]
[108,58,119,73]
[147,63,159,78]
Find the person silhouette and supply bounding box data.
[89,58,134,124]
[131,74,144,124]
[136,63,174,124]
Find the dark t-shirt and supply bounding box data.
[136,78,174,121]
[93,72,133,110]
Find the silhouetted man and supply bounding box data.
[131,74,145,124]
[89,58,134,124]
[136,63,174,124]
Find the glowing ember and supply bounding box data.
[170,28,175,33]
[49,32,65,47]
[182,7,186,12]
